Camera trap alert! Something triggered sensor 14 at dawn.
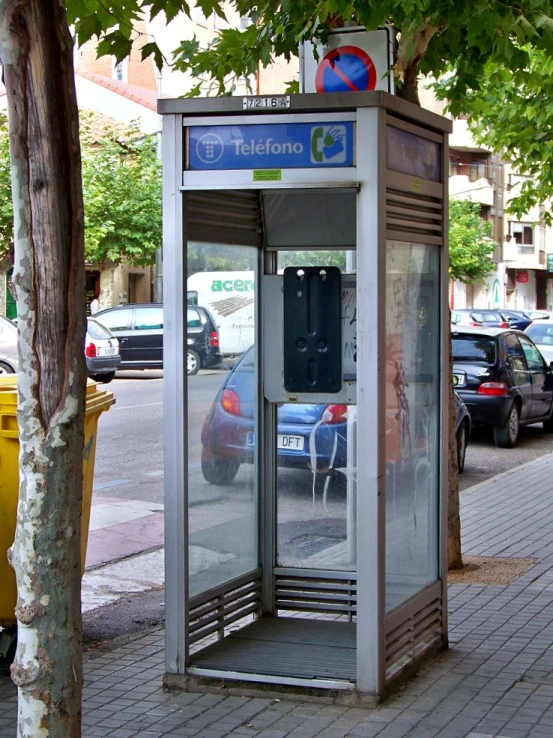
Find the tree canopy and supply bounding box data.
[435,46,553,225]
[69,0,553,105]
[448,198,496,284]
[0,111,161,274]
[0,114,13,270]
[80,113,161,268]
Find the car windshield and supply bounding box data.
[88,319,114,340]
[452,336,496,364]
[527,325,553,344]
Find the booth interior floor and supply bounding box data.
[190,616,356,682]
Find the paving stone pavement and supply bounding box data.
[3,455,553,736]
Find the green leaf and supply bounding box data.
[74,14,103,45]
[97,32,134,64]
[140,41,165,70]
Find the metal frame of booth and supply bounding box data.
[159,91,452,700]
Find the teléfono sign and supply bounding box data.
[188,122,355,170]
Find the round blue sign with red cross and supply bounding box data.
[315,45,377,93]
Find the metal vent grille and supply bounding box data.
[189,570,262,645]
[185,190,263,246]
[275,571,357,616]
[386,187,444,242]
[384,595,443,679]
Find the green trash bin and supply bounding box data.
[0,378,115,630]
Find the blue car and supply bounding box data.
[500,309,533,331]
[201,346,471,484]
[201,346,348,486]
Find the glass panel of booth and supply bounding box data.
[186,243,259,599]
[384,240,440,613]
[275,249,357,573]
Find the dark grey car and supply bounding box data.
[452,326,553,448]
[96,303,222,374]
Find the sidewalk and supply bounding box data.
[3,455,553,736]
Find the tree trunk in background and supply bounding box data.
[448,337,463,570]
[99,265,117,311]
[0,1,87,735]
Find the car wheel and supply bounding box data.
[90,372,115,384]
[543,412,553,433]
[456,420,469,473]
[201,449,240,485]
[0,361,15,376]
[493,403,520,448]
[187,349,201,376]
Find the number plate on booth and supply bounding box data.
[242,96,290,110]
[98,346,117,356]
[247,432,304,451]
[453,373,466,387]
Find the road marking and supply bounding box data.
[92,479,133,491]
[112,401,163,411]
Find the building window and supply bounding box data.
[469,159,488,181]
[509,222,535,253]
[113,60,126,82]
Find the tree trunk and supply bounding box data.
[0,1,86,735]
[447,388,463,568]
[448,334,463,570]
[99,264,117,311]
[394,20,445,106]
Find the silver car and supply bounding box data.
[0,315,17,375]
[525,319,553,365]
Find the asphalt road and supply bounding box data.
[94,368,553,501]
[93,368,227,504]
[460,421,553,491]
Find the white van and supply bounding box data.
[187,271,255,357]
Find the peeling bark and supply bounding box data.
[394,20,446,105]
[0,1,86,735]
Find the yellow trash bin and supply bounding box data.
[0,378,115,629]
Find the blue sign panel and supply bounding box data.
[188,122,355,170]
[315,46,377,93]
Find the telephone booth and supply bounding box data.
[160,91,452,700]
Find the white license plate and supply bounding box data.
[98,346,117,356]
[278,434,304,450]
[247,433,304,451]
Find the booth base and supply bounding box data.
[164,617,384,705]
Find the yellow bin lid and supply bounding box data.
[0,376,115,414]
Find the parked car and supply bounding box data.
[499,309,533,331]
[187,305,223,375]
[201,346,472,486]
[525,319,553,365]
[95,303,223,375]
[454,390,471,473]
[451,309,510,328]
[85,318,121,383]
[452,326,553,448]
[528,310,552,321]
[0,315,17,375]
